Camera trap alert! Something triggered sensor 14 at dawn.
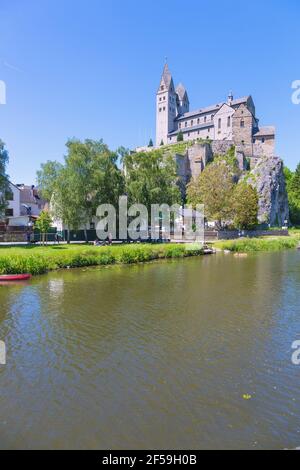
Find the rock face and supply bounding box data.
[248,156,289,226]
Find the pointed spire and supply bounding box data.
[161,63,172,88]
[176,82,187,101]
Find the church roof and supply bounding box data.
[253,126,275,137]
[176,83,188,100]
[160,63,172,89]
[175,96,251,121]
[168,121,214,136]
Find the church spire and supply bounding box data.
[158,62,173,91]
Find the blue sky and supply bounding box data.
[0,0,299,183]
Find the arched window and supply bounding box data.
[227,116,231,127]
[240,120,245,128]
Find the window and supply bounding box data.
[179,123,181,129]
[161,85,164,90]
[197,118,200,124]
[5,190,14,201]
[191,120,193,127]
[188,133,190,137]
[227,116,231,127]
[159,97,162,102]
[204,116,207,123]
[163,96,166,100]
[163,107,165,111]
[218,118,221,129]
[208,128,210,133]
[262,138,265,143]
[185,122,187,128]
[240,120,245,128]
[241,140,245,145]
[5,208,13,217]
[159,108,162,112]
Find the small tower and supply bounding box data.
[176,83,189,116]
[156,63,177,147]
[227,91,234,106]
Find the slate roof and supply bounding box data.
[168,122,214,136]
[253,126,275,137]
[175,96,250,121]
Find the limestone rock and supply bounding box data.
[248,156,289,226]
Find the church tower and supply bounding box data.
[156,64,177,147]
[176,83,189,116]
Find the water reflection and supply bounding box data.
[0,252,299,449]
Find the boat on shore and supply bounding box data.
[0,274,32,282]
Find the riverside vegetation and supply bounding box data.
[0,243,204,276]
[214,236,298,252]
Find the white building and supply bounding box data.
[3,182,21,221]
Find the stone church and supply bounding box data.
[156,63,275,163]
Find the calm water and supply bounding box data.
[0,251,300,449]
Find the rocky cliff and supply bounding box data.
[248,156,289,226]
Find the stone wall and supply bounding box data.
[232,104,254,157]
[211,140,234,155]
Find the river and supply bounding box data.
[0,251,300,449]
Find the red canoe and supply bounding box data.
[0,274,32,281]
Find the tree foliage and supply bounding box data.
[36,139,125,241]
[35,210,52,245]
[232,182,258,229]
[284,164,300,225]
[0,140,9,217]
[187,160,235,229]
[123,149,182,212]
[36,160,63,201]
[177,131,184,142]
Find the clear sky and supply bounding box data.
[0,0,299,183]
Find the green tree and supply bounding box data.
[35,210,52,245]
[50,166,83,243]
[37,139,125,243]
[232,182,258,229]
[187,160,234,229]
[64,139,124,241]
[123,149,181,214]
[148,138,154,147]
[177,131,184,142]
[0,140,9,217]
[36,160,63,201]
[284,165,300,225]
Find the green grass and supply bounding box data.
[214,236,298,253]
[289,228,300,240]
[0,243,204,276]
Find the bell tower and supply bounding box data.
[156,63,177,146]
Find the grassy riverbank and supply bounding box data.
[0,243,204,276]
[214,236,298,252]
